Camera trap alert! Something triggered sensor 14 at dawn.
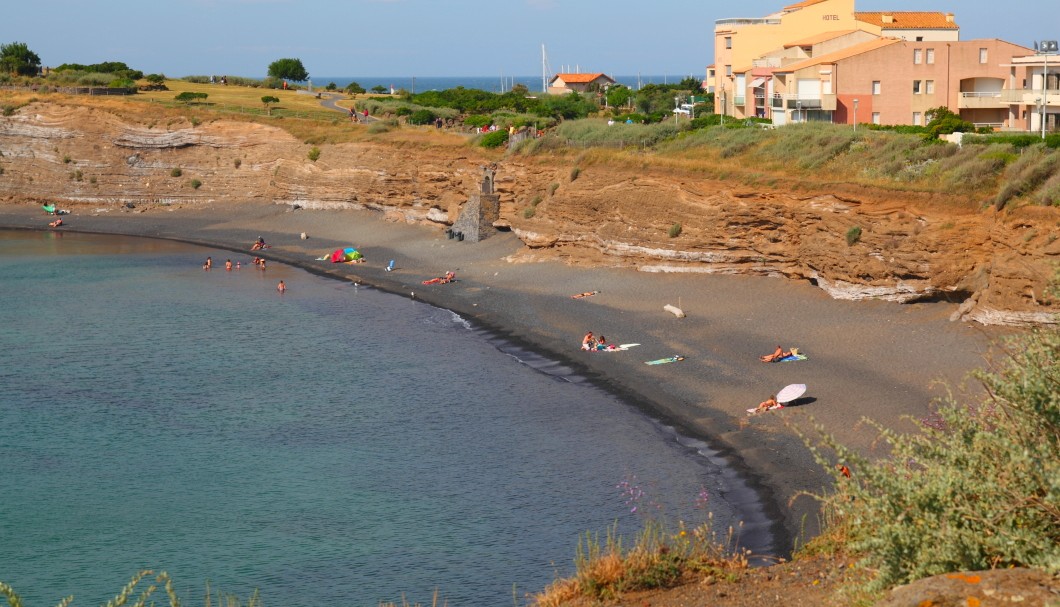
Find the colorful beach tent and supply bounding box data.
[42,204,56,214]
[330,247,362,263]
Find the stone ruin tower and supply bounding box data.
[451,164,499,243]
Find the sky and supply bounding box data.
[1,0,1052,79]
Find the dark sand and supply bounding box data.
[1,201,1003,553]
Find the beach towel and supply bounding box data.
[595,343,640,352]
[747,404,784,415]
[645,355,684,365]
[776,354,808,362]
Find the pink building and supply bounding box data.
[767,38,1032,129]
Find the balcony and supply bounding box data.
[958,92,1008,109]
[999,89,1060,107]
[769,93,837,111]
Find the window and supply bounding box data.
[926,48,935,64]
[913,112,922,126]
[916,36,924,42]
[926,80,935,95]
[725,65,732,77]
[872,112,881,125]
[872,80,881,95]
[979,48,988,64]
[725,36,732,49]
[913,80,922,94]
[914,49,923,64]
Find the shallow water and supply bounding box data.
[0,230,754,607]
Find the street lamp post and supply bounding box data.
[1039,40,1059,139]
[675,96,680,126]
[853,98,859,131]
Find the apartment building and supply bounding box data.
[767,38,1030,128]
[712,0,958,117]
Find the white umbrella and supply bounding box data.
[776,383,807,404]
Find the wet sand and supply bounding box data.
[0,201,1002,552]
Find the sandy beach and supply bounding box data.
[0,200,1003,552]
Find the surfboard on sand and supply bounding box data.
[645,355,685,365]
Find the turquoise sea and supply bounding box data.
[0,230,762,607]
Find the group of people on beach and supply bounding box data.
[581,331,621,352]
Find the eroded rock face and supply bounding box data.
[873,569,1059,607]
[1,102,1057,325]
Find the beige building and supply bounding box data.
[547,73,616,95]
[713,0,958,118]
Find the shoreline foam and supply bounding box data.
[0,201,1000,553]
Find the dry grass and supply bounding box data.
[533,519,749,606]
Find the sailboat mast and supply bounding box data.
[541,44,547,93]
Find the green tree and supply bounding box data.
[926,106,974,138]
[344,81,365,95]
[0,42,41,76]
[261,95,280,115]
[605,84,633,109]
[325,82,337,91]
[370,85,388,94]
[144,74,166,85]
[267,58,308,82]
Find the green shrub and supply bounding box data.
[668,222,682,238]
[190,179,202,189]
[845,225,862,245]
[189,116,201,127]
[367,122,390,135]
[62,155,71,164]
[233,158,242,169]
[464,114,491,128]
[70,169,82,182]
[479,130,509,148]
[307,147,321,161]
[170,168,182,177]
[523,207,535,219]
[408,109,435,125]
[805,326,1060,593]
[549,182,559,196]
[530,195,542,207]
[570,166,581,181]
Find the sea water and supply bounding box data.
[0,230,750,607]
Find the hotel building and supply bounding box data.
[712,0,1051,132]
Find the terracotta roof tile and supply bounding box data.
[551,73,613,84]
[783,30,858,48]
[775,37,902,73]
[855,11,959,30]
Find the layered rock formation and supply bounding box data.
[1,102,1057,325]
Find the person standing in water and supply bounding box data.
[277,280,286,294]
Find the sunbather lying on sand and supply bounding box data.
[759,345,792,363]
[422,271,455,285]
[751,395,782,414]
[571,290,599,299]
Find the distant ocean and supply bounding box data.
[304,75,700,94]
[0,231,767,607]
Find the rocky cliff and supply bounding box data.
[2,102,1057,325]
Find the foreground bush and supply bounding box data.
[806,325,1060,592]
[534,516,748,605]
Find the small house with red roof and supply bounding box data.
[547,73,616,95]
